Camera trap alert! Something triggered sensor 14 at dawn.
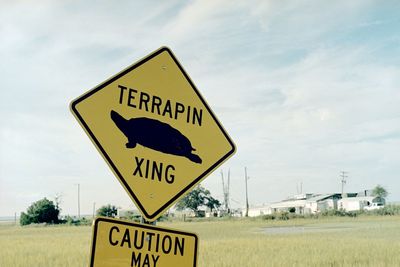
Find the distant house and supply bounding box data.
[243,194,314,216]
[304,193,342,214]
[243,205,272,217]
[270,199,307,214]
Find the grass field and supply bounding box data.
[1,216,400,266]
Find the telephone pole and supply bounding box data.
[340,171,348,198]
[221,169,231,213]
[296,181,303,194]
[75,183,80,219]
[92,202,96,219]
[245,167,249,217]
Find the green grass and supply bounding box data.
[1,216,400,266]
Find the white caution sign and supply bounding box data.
[90,217,198,267]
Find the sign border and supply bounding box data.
[90,217,198,267]
[70,47,236,220]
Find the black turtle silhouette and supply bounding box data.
[110,110,202,164]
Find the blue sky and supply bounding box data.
[1,1,399,216]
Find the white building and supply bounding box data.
[243,205,272,217]
[269,193,318,214]
[338,196,385,211]
[243,190,385,217]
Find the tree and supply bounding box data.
[205,195,221,212]
[176,185,220,216]
[97,204,118,218]
[372,185,388,198]
[20,198,60,225]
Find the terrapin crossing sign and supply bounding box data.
[70,47,236,221]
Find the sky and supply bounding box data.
[1,0,399,216]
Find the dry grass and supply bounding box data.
[162,216,400,267]
[1,216,400,266]
[0,224,91,267]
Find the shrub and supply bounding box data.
[262,214,276,220]
[372,204,400,216]
[20,212,32,226]
[97,204,118,218]
[319,209,361,217]
[119,210,141,223]
[277,212,289,220]
[60,216,92,226]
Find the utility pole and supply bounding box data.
[221,171,225,209]
[228,169,230,213]
[92,202,96,219]
[296,181,303,194]
[245,167,249,217]
[340,171,348,198]
[221,169,231,213]
[75,183,80,219]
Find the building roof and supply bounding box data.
[247,205,271,210]
[306,193,341,203]
[270,199,306,208]
[339,196,380,202]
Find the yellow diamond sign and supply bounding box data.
[70,47,236,221]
